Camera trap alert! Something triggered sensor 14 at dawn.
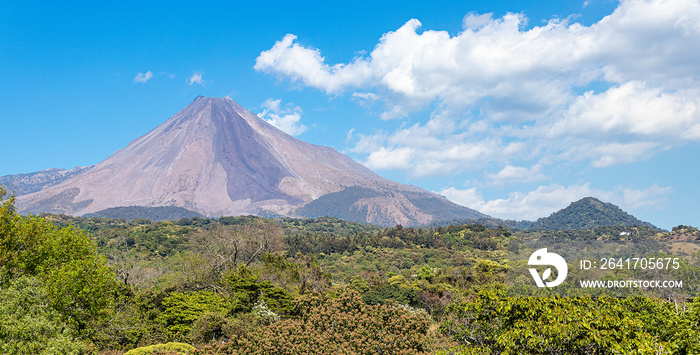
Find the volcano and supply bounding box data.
[15,96,484,226]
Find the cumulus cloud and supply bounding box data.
[551,81,700,141]
[463,12,494,30]
[440,183,672,221]
[257,0,700,176]
[350,114,533,178]
[485,164,548,185]
[188,73,205,86]
[254,34,372,94]
[257,98,307,136]
[133,71,153,83]
[364,147,415,170]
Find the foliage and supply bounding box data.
[84,206,205,221]
[0,185,119,340]
[8,190,699,354]
[251,299,280,324]
[362,283,417,306]
[123,342,196,355]
[0,275,86,354]
[194,289,432,355]
[157,291,232,338]
[221,265,294,315]
[440,287,699,354]
[189,312,238,344]
[260,252,331,295]
[280,215,381,236]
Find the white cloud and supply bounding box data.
[485,164,548,185]
[589,142,663,167]
[440,187,485,209]
[257,98,308,136]
[551,81,700,141]
[350,115,533,178]
[257,0,700,176]
[351,118,501,177]
[254,34,372,94]
[463,12,494,30]
[440,183,673,221]
[133,71,153,83]
[188,73,205,86]
[364,147,414,170]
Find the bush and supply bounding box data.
[123,342,196,355]
[362,283,417,306]
[189,312,235,344]
[157,291,231,338]
[194,289,432,355]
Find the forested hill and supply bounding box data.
[428,197,656,231]
[84,206,205,221]
[531,197,657,230]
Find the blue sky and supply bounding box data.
[2,0,699,229]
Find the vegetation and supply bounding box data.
[2,184,700,354]
[194,289,433,355]
[123,342,195,355]
[84,206,205,221]
[1,185,118,353]
[441,287,700,354]
[532,196,657,230]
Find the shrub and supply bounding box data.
[194,289,432,355]
[362,283,417,306]
[157,291,231,338]
[123,342,196,355]
[188,312,231,344]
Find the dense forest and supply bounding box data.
[2,185,700,354]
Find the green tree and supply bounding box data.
[440,287,694,354]
[0,185,119,339]
[0,274,85,354]
[224,266,295,315]
[157,291,232,338]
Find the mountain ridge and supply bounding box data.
[0,166,92,196]
[12,96,484,227]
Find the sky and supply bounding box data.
[1,0,699,230]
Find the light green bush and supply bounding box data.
[123,342,196,355]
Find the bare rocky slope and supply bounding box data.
[0,166,92,196]
[14,96,485,226]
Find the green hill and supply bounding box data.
[531,197,657,230]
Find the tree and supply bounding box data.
[0,185,119,340]
[157,291,232,338]
[188,223,285,278]
[0,275,85,354]
[440,287,694,354]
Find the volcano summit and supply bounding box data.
[15,96,484,226]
